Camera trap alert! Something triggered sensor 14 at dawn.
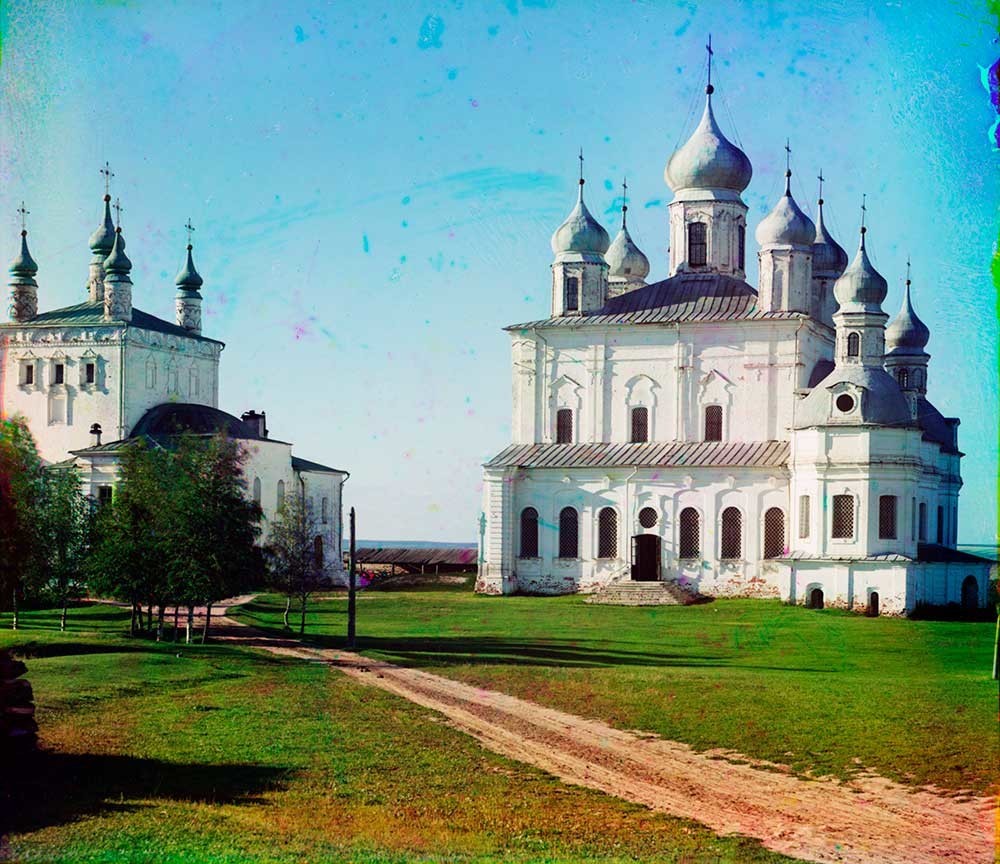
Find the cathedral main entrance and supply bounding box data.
[631,535,661,582]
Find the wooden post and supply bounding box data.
[347,507,357,650]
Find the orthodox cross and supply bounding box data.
[578,148,585,187]
[706,34,714,92]
[817,169,825,204]
[621,177,628,228]
[784,139,792,174]
[184,218,195,247]
[100,162,114,195]
[860,193,867,232]
[112,197,124,228]
[17,201,29,232]
[906,257,911,287]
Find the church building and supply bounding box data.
[2,183,347,582]
[477,66,993,615]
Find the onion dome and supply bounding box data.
[665,91,752,195]
[89,194,117,256]
[885,276,930,355]
[832,228,887,312]
[104,227,132,275]
[175,244,203,290]
[606,225,650,282]
[550,177,610,257]
[812,196,848,275]
[755,171,815,247]
[9,230,38,286]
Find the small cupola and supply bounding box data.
[8,203,39,323]
[103,199,133,322]
[175,219,205,335]
[606,178,649,295]
[755,165,815,248]
[884,261,931,405]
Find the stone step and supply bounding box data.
[585,580,704,606]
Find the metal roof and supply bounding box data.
[354,546,478,566]
[1,301,224,346]
[506,273,803,330]
[485,440,789,470]
[291,455,349,475]
[779,550,913,563]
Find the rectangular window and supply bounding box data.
[564,276,579,313]
[556,408,573,444]
[704,405,723,442]
[936,505,943,544]
[688,222,707,267]
[85,363,96,384]
[737,224,746,270]
[918,502,927,541]
[23,364,34,386]
[911,497,917,541]
[878,495,897,539]
[831,494,854,539]
[630,406,649,443]
[53,363,64,385]
[97,486,113,506]
[798,495,810,539]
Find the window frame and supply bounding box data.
[704,404,723,442]
[918,502,927,542]
[798,494,810,539]
[558,506,579,559]
[846,332,861,358]
[678,507,700,560]
[596,507,618,559]
[555,408,573,444]
[687,221,707,267]
[519,507,539,559]
[878,495,897,540]
[831,494,855,540]
[719,506,743,560]
[630,406,649,443]
[564,275,580,313]
[737,223,746,271]
[763,507,785,559]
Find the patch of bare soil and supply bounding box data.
[214,614,997,864]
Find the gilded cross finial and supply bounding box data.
[784,139,792,175]
[621,176,628,228]
[100,162,114,196]
[112,197,124,228]
[578,148,584,186]
[906,257,911,287]
[17,201,29,233]
[817,169,825,204]
[184,218,195,248]
[860,193,867,234]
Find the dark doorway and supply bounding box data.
[809,587,824,609]
[631,534,660,582]
[867,592,879,617]
[961,576,978,610]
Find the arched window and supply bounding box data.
[897,368,909,388]
[630,406,649,443]
[313,535,324,569]
[763,508,785,558]
[846,332,860,357]
[737,224,746,271]
[868,591,880,617]
[556,408,573,444]
[688,221,707,266]
[558,507,578,559]
[831,494,854,539]
[252,477,262,504]
[878,495,897,539]
[597,508,618,559]
[936,505,944,544]
[704,405,723,442]
[564,276,579,313]
[277,479,286,510]
[519,507,539,558]
[918,502,927,541]
[720,507,742,559]
[961,576,978,610]
[678,507,700,559]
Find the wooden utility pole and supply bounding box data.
[347,506,357,649]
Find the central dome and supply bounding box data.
[665,95,752,195]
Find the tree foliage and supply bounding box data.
[265,495,330,635]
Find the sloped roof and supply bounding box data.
[291,455,349,475]
[916,543,996,564]
[1,301,224,346]
[355,546,477,566]
[507,273,802,330]
[485,440,789,470]
[132,403,262,439]
[916,398,960,455]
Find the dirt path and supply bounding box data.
[212,614,996,864]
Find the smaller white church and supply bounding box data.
[2,187,348,582]
[477,62,994,615]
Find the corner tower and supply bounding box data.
[664,42,751,279]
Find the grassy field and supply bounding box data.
[233,578,999,795]
[1,602,795,864]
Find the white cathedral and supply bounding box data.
[2,187,347,581]
[477,75,993,615]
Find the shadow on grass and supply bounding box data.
[2,749,289,835]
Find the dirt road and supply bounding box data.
[214,614,996,864]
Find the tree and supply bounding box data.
[265,495,329,636]
[37,465,93,631]
[0,417,47,629]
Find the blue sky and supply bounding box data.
[1,0,997,543]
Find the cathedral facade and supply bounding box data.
[2,191,347,582]
[477,78,992,615]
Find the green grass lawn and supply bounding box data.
[1,602,795,864]
[233,579,999,795]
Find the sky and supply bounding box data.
[1,0,997,544]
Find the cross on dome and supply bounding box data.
[185,218,196,248]
[17,201,29,233]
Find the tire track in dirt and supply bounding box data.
[215,616,997,864]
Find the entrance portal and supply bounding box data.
[961,576,978,610]
[631,534,661,582]
[809,587,824,609]
[867,591,879,617]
